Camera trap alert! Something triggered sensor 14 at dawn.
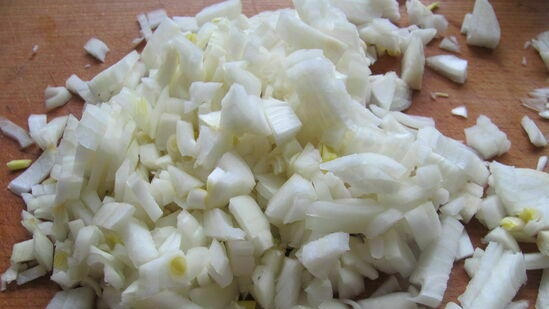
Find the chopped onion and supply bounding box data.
[464,115,510,159]
[537,269,549,309]
[462,0,501,49]
[459,242,526,309]
[401,35,425,90]
[84,37,110,62]
[426,55,468,84]
[439,36,461,53]
[532,31,549,71]
[536,155,548,171]
[406,0,448,36]
[8,148,56,195]
[1,1,548,308]
[520,115,547,147]
[44,86,72,111]
[451,105,468,118]
[0,117,34,148]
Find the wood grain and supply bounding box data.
[0,0,547,308]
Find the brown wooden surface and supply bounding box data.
[0,0,547,308]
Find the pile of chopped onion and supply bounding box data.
[1,0,548,308]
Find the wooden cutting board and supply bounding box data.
[0,0,547,308]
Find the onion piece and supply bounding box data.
[406,0,448,35]
[504,300,529,309]
[451,106,468,118]
[520,115,547,147]
[426,55,468,84]
[31,44,39,56]
[195,0,242,26]
[297,232,350,279]
[537,269,549,309]
[536,155,548,171]
[44,86,72,111]
[357,292,418,309]
[445,302,462,309]
[462,0,501,49]
[0,117,34,148]
[274,257,302,308]
[84,37,110,62]
[440,36,461,53]
[8,147,56,195]
[401,35,425,90]
[146,9,168,29]
[46,287,95,309]
[327,0,400,24]
[532,31,549,71]
[410,216,463,308]
[88,50,140,102]
[459,242,526,309]
[65,74,96,103]
[464,115,510,159]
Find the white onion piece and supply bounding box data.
[504,300,529,309]
[440,36,461,53]
[410,216,463,308]
[445,302,463,309]
[406,0,448,35]
[327,0,400,24]
[195,0,242,26]
[8,147,56,195]
[476,195,505,230]
[297,232,349,279]
[482,227,520,253]
[457,229,474,260]
[84,37,110,62]
[146,9,168,29]
[204,208,245,241]
[252,250,283,309]
[459,242,526,309]
[30,116,68,150]
[357,292,418,309]
[464,115,510,159]
[426,55,468,84]
[401,35,425,90]
[489,161,549,228]
[46,287,95,309]
[305,278,333,307]
[462,0,501,49]
[263,98,302,145]
[16,264,47,286]
[0,117,34,148]
[10,239,34,264]
[88,50,140,102]
[451,106,468,118]
[27,114,47,136]
[172,16,198,32]
[537,269,549,309]
[536,155,548,171]
[532,31,549,71]
[520,115,547,147]
[228,195,273,254]
[65,74,96,103]
[44,86,72,111]
[524,253,549,270]
[220,84,271,136]
[274,257,302,309]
